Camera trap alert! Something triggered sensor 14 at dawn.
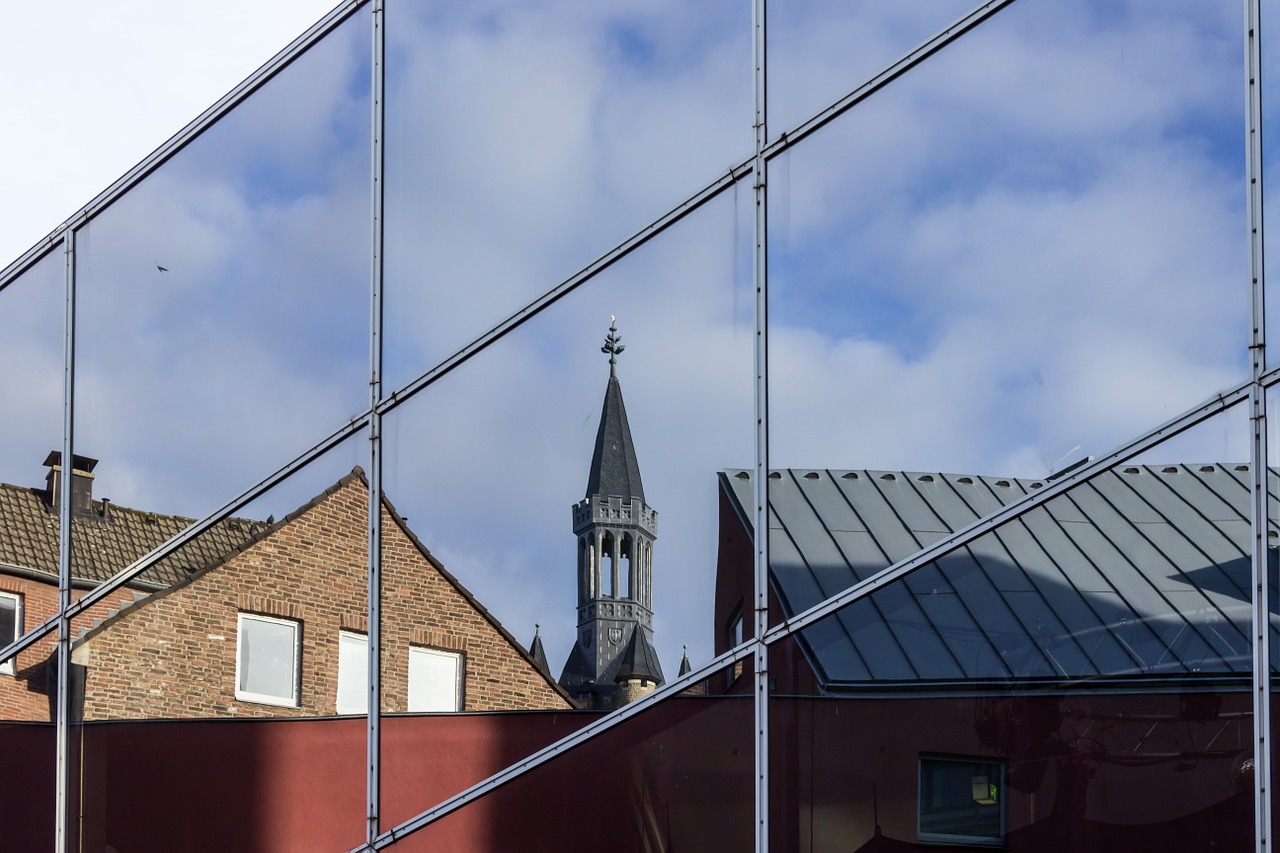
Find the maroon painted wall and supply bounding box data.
[0,691,1265,852]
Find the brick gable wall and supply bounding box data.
[0,577,143,721]
[71,477,569,719]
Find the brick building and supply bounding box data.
[0,453,572,721]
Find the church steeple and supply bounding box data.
[559,319,663,709]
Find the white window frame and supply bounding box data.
[336,630,369,715]
[234,612,301,708]
[0,592,20,676]
[407,646,463,712]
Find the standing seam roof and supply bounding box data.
[724,465,1276,687]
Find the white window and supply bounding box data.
[235,613,300,707]
[0,592,20,675]
[336,631,368,715]
[408,646,462,712]
[918,755,1005,846]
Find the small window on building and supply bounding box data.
[336,631,368,715]
[725,604,745,686]
[408,646,462,712]
[235,613,300,707]
[918,754,1006,846]
[0,592,20,675]
[727,605,745,648]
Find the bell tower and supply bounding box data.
[559,319,663,708]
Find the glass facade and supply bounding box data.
[0,1,1274,851]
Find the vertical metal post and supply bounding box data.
[366,0,387,848]
[1247,0,1271,849]
[55,227,77,853]
[751,0,770,850]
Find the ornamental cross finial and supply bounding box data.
[601,315,625,376]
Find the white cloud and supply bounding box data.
[0,0,1262,703]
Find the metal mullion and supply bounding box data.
[1245,0,1270,848]
[54,227,77,853]
[0,1,371,294]
[351,642,756,852]
[365,0,387,848]
[751,0,770,850]
[763,381,1251,644]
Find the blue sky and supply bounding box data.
[0,0,1264,717]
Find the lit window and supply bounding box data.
[235,613,300,707]
[407,646,462,712]
[918,755,1005,846]
[0,592,19,675]
[336,631,368,715]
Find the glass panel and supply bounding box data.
[0,250,66,722]
[764,406,1254,851]
[1266,382,1280,841]
[1263,0,1280,368]
[380,187,752,828]
[768,0,974,135]
[67,437,367,852]
[767,0,1245,477]
[381,663,750,852]
[71,10,371,548]
[382,0,750,388]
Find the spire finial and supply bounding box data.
[601,315,625,376]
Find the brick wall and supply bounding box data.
[0,577,143,721]
[72,475,570,719]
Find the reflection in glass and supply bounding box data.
[767,0,1243,479]
[71,11,371,533]
[379,191,751,829]
[66,440,368,851]
[755,408,1255,851]
[382,0,749,386]
[382,665,751,852]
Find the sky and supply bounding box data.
[0,0,1267,722]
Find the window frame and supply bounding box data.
[0,591,20,676]
[335,629,369,716]
[234,612,301,708]
[917,753,1007,847]
[407,645,464,712]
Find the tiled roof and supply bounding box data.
[0,483,262,588]
[722,464,1273,688]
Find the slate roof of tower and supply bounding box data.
[613,627,665,685]
[721,464,1275,688]
[585,373,645,501]
[0,482,261,588]
[529,630,550,674]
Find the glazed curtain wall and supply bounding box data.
[0,1,1274,851]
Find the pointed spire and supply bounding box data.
[585,317,644,501]
[529,624,550,674]
[678,645,691,677]
[613,628,665,685]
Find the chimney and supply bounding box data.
[43,451,99,516]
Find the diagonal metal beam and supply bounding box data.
[0,413,369,667]
[373,0,1019,421]
[762,380,1251,643]
[353,643,757,852]
[0,0,370,295]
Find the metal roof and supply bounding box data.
[722,464,1273,688]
